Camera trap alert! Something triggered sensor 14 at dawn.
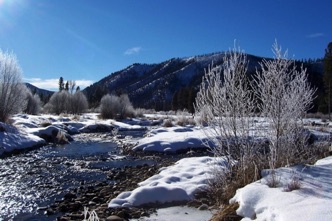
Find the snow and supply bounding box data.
[109,156,229,208]
[230,156,332,221]
[0,122,45,155]
[130,206,213,221]
[3,113,332,220]
[0,114,147,156]
[133,126,214,152]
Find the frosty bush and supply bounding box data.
[195,44,260,182]
[24,90,42,115]
[44,90,69,115]
[0,50,28,122]
[196,42,315,204]
[70,90,89,115]
[44,90,88,115]
[100,94,134,119]
[254,41,316,169]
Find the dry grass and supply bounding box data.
[266,170,281,188]
[210,203,242,221]
[284,171,302,192]
[207,161,261,206]
[162,118,174,127]
[176,116,196,126]
[71,114,81,121]
[55,130,69,144]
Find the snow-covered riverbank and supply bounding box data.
[2,113,332,220]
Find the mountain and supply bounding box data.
[83,51,323,111]
[25,83,54,104]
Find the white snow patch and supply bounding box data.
[109,156,228,208]
[130,206,213,221]
[133,126,213,152]
[0,122,45,155]
[230,156,332,221]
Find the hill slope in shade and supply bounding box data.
[83,52,276,110]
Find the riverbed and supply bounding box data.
[0,131,155,220]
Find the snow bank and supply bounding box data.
[133,126,213,152]
[0,122,46,156]
[109,156,228,208]
[230,156,332,221]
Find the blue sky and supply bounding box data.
[0,0,331,91]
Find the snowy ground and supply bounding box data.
[2,113,332,220]
[230,156,332,221]
[0,121,46,155]
[109,156,228,208]
[132,126,214,152]
[130,206,213,221]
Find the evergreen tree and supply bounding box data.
[65,81,69,91]
[323,42,332,117]
[187,87,196,113]
[172,90,179,110]
[59,77,64,91]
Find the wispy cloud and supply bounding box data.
[24,78,94,91]
[306,33,324,38]
[124,46,142,55]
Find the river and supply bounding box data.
[0,131,151,220]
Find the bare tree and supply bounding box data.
[195,45,261,184]
[0,50,28,122]
[69,80,76,94]
[119,94,135,119]
[254,41,316,169]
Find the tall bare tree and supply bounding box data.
[0,50,28,122]
[254,41,315,169]
[195,45,255,158]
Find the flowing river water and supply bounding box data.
[0,131,153,220]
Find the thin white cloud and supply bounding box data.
[124,46,142,55]
[306,33,324,38]
[24,78,94,91]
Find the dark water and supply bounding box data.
[0,132,151,221]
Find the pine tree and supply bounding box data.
[65,81,69,91]
[59,77,64,91]
[323,42,332,117]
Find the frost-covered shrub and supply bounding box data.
[195,44,258,183]
[134,108,145,117]
[70,91,89,115]
[196,42,316,204]
[100,94,135,119]
[0,50,28,122]
[176,114,196,126]
[44,90,88,115]
[254,41,315,169]
[24,91,42,115]
[162,118,174,127]
[44,90,70,115]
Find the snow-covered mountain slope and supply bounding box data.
[83,52,273,110]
